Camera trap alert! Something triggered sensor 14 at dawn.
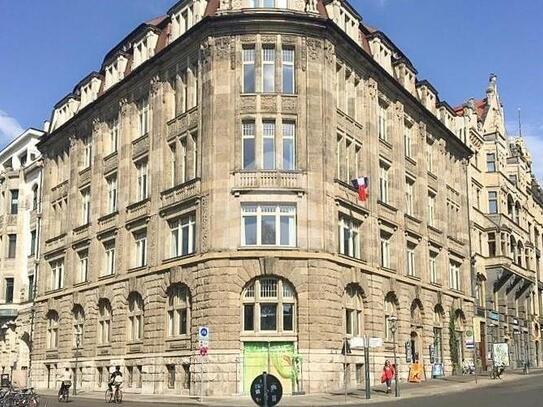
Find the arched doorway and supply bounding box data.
[453,309,466,371]
[409,299,424,363]
[409,331,421,363]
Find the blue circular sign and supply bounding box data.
[200,327,208,337]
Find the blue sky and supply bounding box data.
[0,0,541,177]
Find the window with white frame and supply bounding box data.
[241,204,296,247]
[486,153,496,172]
[98,299,112,345]
[81,188,91,225]
[488,191,498,214]
[103,240,116,276]
[73,305,85,347]
[242,47,255,93]
[128,292,144,341]
[379,163,390,203]
[338,215,360,259]
[109,118,119,154]
[282,48,295,94]
[406,242,416,277]
[262,121,276,170]
[379,230,391,269]
[77,250,89,283]
[429,250,438,284]
[47,311,59,349]
[282,121,296,170]
[138,97,150,137]
[50,259,64,290]
[449,261,461,290]
[242,278,296,332]
[344,284,363,336]
[404,122,413,158]
[405,178,414,216]
[262,46,275,93]
[133,230,147,268]
[167,284,191,337]
[189,63,198,109]
[106,174,118,213]
[378,103,388,141]
[242,121,256,170]
[170,213,196,258]
[136,159,149,201]
[426,141,434,173]
[428,191,436,226]
[83,137,92,168]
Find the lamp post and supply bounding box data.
[74,329,82,396]
[388,316,400,398]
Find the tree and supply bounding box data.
[449,309,459,375]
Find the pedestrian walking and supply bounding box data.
[381,360,395,394]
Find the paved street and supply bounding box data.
[38,375,543,406]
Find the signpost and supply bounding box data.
[198,326,209,402]
[250,372,282,407]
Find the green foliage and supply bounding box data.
[449,309,459,375]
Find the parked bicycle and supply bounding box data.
[0,386,40,407]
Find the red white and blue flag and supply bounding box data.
[351,177,369,202]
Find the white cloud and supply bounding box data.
[0,110,23,147]
[505,120,543,183]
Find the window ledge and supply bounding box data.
[128,265,148,273]
[240,334,297,341]
[427,171,438,180]
[103,151,118,161]
[165,336,190,342]
[239,246,298,251]
[162,252,197,265]
[377,200,398,212]
[430,282,442,288]
[45,288,64,295]
[98,211,119,224]
[73,281,89,288]
[405,214,422,224]
[98,274,115,281]
[132,133,149,145]
[79,166,91,176]
[338,253,366,264]
[379,138,393,149]
[407,275,421,282]
[379,266,396,273]
[405,156,417,166]
[428,225,442,234]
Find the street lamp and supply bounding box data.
[74,329,82,396]
[387,315,400,398]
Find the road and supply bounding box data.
[40,377,543,406]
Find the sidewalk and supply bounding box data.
[38,368,543,406]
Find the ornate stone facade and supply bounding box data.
[33,0,475,397]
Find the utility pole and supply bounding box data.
[74,330,81,395]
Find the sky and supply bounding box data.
[0,0,541,178]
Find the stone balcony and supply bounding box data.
[160,178,201,210]
[73,223,91,243]
[5,214,17,227]
[44,233,67,254]
[98,211,119,233]
[231,170,305,194]
[51,180,69,201]
[166,107,200,142]
[127,198,151,223]
[79,166,91,186]
[132,133,150,159]
[103,151,118,174]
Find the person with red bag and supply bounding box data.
[381,360,395,394]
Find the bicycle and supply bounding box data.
[58,381,71,402]
[105,384,122,404]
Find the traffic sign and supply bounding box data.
[250,372,282,407]
[198,326,209,341]
[199,346,208,357]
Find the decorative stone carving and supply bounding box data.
[200,39,212,67]
[189,110,200,128]
[200,195,209,253]
[281,97,297,113]
[240,34,257,44]
[215,36,232,60]
[366,78,377,99]
[306,37,322,62]
[260,96,276,112]
[231,0,242,9]
[394,101,404,119]
[220,0,231,10]
[261,35,277,45]
[240,96,257,112]
[150,74,162,96]
[419,121,427,139]
[324,40,335,64]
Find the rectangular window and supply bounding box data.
[242,47,256,93]
[338,216,360,259]
[486,153,496,172]
[241,204,296,247]
[136,160,149,201]
[81,188,91,225]
[488,191,498,214]
[378,104,388,141]
[28,275,35,301]
[242,121,256,170]
[488,232,496,256]
[404,124,413,158]
[109,118,119,154]
[170,214,196,258]
[282,48,295,94]
[406,243,416,277]
[282,121,296,170]
[5,278,14,304]
[138,97,150,137]
[190,63,198,108]
[260,303,277,331]
[428,192,436,226]
[10,190,18,215]
[379,230,391,269]
[7,234,16,258]
[104,241,116,276]
[191,132,198,179]
[244,304,255,331]
[405,178,414,216]
[78,250,89,283]
[449,261,460,290]
[83,137,92,168]
[134,230,147,267]
[107,175,118,213]
[283,303,293,331]
[429,251,438,284]
[262,47,275,93]
[426,142,433,173]
[379,164,389,203]
[30,230,37,256]
[262,121,276,170]
[51,260,64,290]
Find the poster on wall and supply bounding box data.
[431,363,444,378]
[492,343,510,367]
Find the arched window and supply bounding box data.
[47,310,59,349]
[433,304,445,363]
[98,299,112,345]
[410,299,424,326]
[475,274,486,307]
[517,241,524,267]
[384,292,399,341]
[344,284,364,337]
[128,292,144,341]
[32,184,39,210]
[507,194,514,218]
[167,284,191,337]
[510,236,517,261]
[73,305,85,347]
[241,277,296,333]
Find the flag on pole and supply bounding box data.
[351,177,369,202]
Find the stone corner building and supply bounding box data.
[33,0,474,396]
